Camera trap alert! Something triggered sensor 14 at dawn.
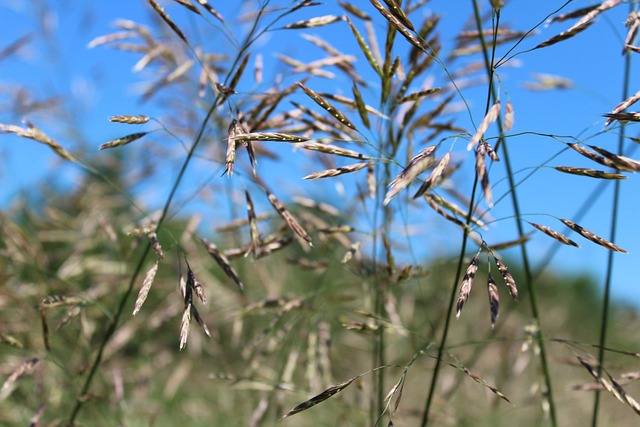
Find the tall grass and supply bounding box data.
[2,1,640,426]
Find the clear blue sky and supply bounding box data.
[2,1,639,306]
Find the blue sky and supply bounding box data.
[2,0,639,306]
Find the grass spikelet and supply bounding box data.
[195,0,223,23]
[148,231,164,259]
[423,196,471,232]
[576,356,640,414]
[224,119,239,176]
[339,2,370,20]
[547,5,600,25]
[190,303,211,338]
[504,101,514,132]
[39,295,84,308]
[605,89,640,125]
[382,0,414,31]
[369,0,425,51]
[186,258,207,304]
[0,357,39,400]
[603,112,640,123]
[99,131,148,150]
[467,101,500,151]
[342,241,361,263]
[281,376,360,419]
[426,193,487,229]
[397,87,441,104]
[534,20,595,49]
[172,0,201,15]
[529,222,580,248]
[476,143,493,207]
[293,197,340,216]
[245,190,260,258]
[0,333,23,349]
[588,145,640,172]
[55,305,82,330]
[299,142,369,160]
[132,260,159,316]
[109,115,150,124]
[266,190,312,246]
[296,81,356,130]
[38,307,50,351]
[254,54,263,84]
[362,163,376,201]
[351,82,370,128]
[346,17,382,76]
[231,132,309,143]
[570,0,621,31]
[384,145,436,205]
[623,11,640,54]
[413,151,450,199]
[494,257,519,301]
[1,122,75,161]
[567,143,616,169]
[445,359,513,405]
[522,73,574,91]
[554,166,627,180]
[284,15,344,29]
[179,302,192,350]
[559,219,628,253]
[487,274,499,328]
[304,162,368,179]
[147,0,189,44]
[87,31,137,48]
[199,237,245,291]
[456,255,479,319]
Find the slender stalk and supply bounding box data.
[419,194,476,426]
[471,2,558,425]
[591,7,633,423]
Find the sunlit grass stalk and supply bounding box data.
[67,5,269,423]
[591,4,635,424]
[471,4,558,426]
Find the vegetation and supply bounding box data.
[2,1,640,426]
